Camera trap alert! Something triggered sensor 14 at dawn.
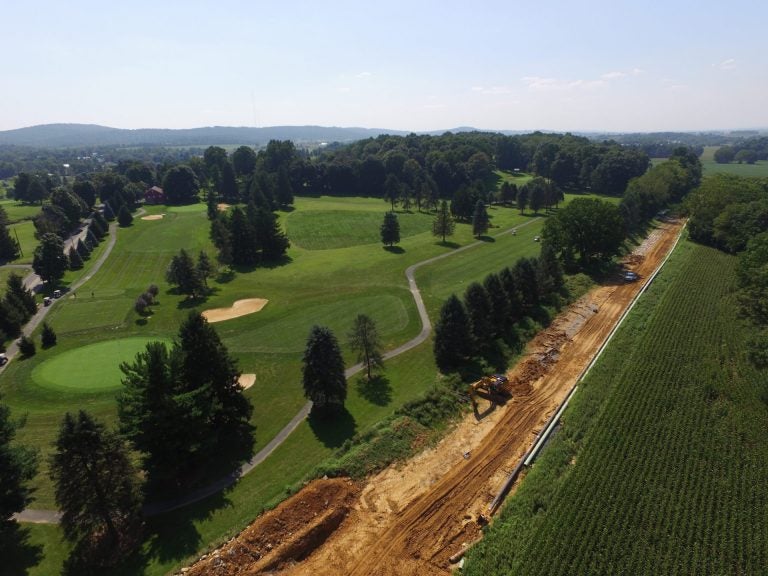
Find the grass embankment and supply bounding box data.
[465,239,768,575]
[6,192,591,575]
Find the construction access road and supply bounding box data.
[182,218,685,576]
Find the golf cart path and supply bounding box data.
[1,221,118,369]
[16,216,541,522]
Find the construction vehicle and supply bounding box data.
[468,374,510,409]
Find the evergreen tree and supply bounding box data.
[380,211,401,247]
[41,322,57,348]
[5,273,36,318]
[18,335,35,357]
[499,266,524,323]
[219,161,239,203]
[513,257,540,313]
[0,399,38,529]
[210,216,233,268]
[348,314,384,380]
[50,411,143,564]
[72,180,97,208]
[176,312,252,434]
[432,200,455,243]
[165,249,203,298]
[206,188,218,221]
[196,251,214,287]
[537,240,564,300]
[483,272,509,339]
[229,207,258,266]
[464,282,493,351]
[275,167,294,207]
[68,244,84,270]
[433,294,472,371]
[103,202,116,221]
[92,211,109,236]
[254,207,290,260]
[472,199,490,237]
[302,325,347,416]
[0,206,20,261]
[77,237,91,260]
[0,300,25,339]
[117,205,133,227]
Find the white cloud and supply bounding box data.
[356,71,372,78]
[715,58,736,70]
[522,76,606,91]
[601,71,627,80]
[471,85,514,95]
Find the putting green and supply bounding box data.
[32,337,171,393]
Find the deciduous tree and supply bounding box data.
[348,314,384,380]
[32,232,69,286]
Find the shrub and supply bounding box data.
[18,335,36,356]
[41,322,57,348]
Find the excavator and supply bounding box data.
[468,374,510,409]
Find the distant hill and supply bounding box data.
[0,123,414,148]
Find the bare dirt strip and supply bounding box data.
[202,298,269,323]
[180,218,684,576]
[140,214,165,220]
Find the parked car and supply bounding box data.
[0,353,7,366]
[622,271,639,282]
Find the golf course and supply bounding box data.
[3,189,602,575]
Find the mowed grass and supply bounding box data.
[7,219,37,264]
[700,146,768,177]
[0,198,41,222]
[465,239,768,575]
[32,337,171,392]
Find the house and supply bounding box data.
[144,186,165,205]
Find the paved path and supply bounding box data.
[15,216,542,522]
[1,221,118,372]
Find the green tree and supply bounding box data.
[72,180,97,208]
[41,322,57,348]
[0,399,38,530]
[219,161,239,203]
[196,251,214,287]
[254,207,290,260]
[513,257,540,313]
[27,177,48,205]
[471,200,489,237]
[206,188,218,221]
[165,249,203,298]
[537,240,564,299]
[117,205,133,227]
[483,272,509,339]
[50,411,143,564]
[432,200,455,243]
[162,165,200,204]
[543,198,625,266]
[433,294,472,371]
[228,207,258,266]
[517,186,529,214]
[384,174,401,212]
[32,232,69,286]
[348,314,384,380]
[303,325,347,416]
[0,205,20,261]
[5,273,36,318]
[68,245,84,270]
[380,211,401,247]
[464,282,493,351]
[18,335,35,357]
[713,146,735,164]
[232,146,257,177]
[737,231,768,326]
[526,178,547,214]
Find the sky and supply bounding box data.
[1,0,766,133]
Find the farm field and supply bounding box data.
[5,191,576,575]
[464,239,768,575]
[700,145,768,177]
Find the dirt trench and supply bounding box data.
[181,219,684,576]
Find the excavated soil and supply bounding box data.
[202,299,269,323]
[218,203,232,211]
[141,214,165,221]
[183,478,358,576]
[180,219,684,576]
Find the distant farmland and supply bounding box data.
[466,239,768,575]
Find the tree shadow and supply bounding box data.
[356,374,393,406]
[134,318,149,326]
[383,245,405,254]
[0,523,44,576]
[308,407,357,449]
[476,235,495,243]
[215,269,236,284]
[437,241,461,249]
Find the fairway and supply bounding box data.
[31,337,170,392]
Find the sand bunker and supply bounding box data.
[141,214,165,221]
[239,373,256,390]
[202,298,268,323]
[217,203,231,211]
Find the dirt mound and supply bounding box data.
[217,203,231,211]
[183,478,358,576]
[141,214,164,221]
[202,299,268,323]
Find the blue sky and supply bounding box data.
[1,0,766,132]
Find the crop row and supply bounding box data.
[466,242,768,575]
